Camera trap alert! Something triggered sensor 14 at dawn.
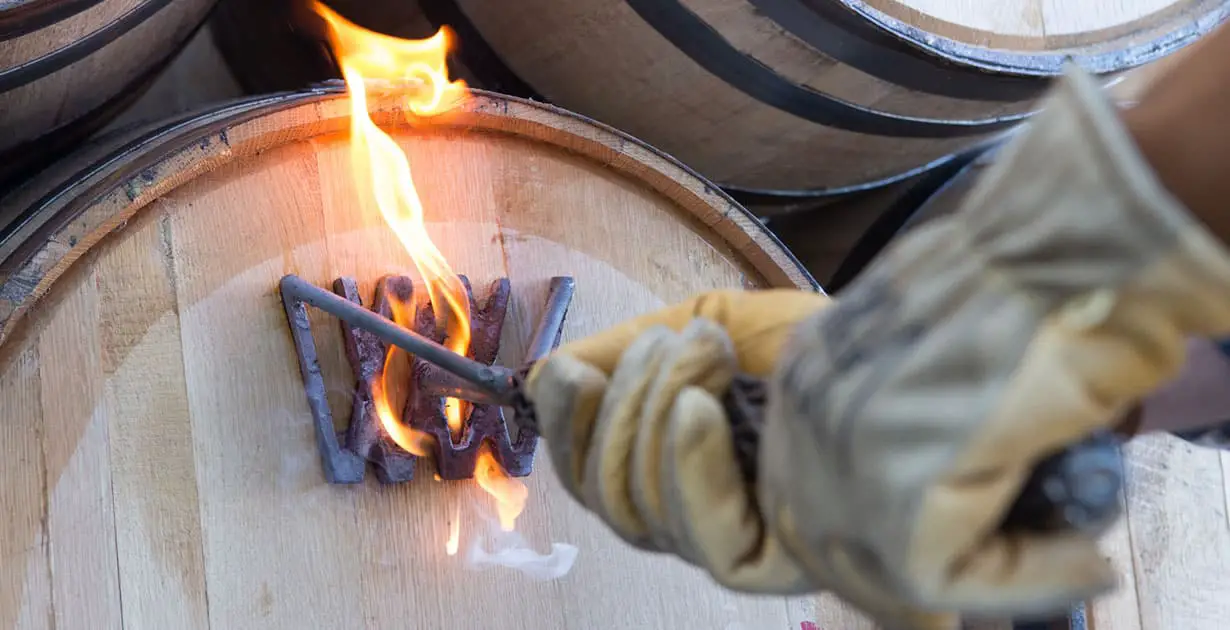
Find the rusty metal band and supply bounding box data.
[722,143,995,203]
[623,0,1026,138]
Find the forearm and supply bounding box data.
[1121,22,1230,242]
[1103,23,1230,444]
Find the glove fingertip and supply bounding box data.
[939,532,1115,617]
[661,389,815,593]
[528,355,609,504]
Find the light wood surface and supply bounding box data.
[0,87,916,630]
[208,0,1225,198]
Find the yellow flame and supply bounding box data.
[475,447,529,532]
[313,2,529,537]
[446,505,461,556]
[315,1,471,441]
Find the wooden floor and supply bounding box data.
[1,17,1228,630]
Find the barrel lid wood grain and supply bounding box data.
[0,86,870,630]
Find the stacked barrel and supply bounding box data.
[0,0,219,190]
[211,0,1220,197]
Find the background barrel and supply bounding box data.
[0,0,219,192]
[754,137,997,285]
[789,144,1230,630]
[754,35,1196,285]
[207,0,1227,202]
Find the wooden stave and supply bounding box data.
[757,46,1191,276]
[0,0,147,66]
[0,85,865,630]
[207,0,1220,200]
[0,85,819,347]
[0,0,219,185]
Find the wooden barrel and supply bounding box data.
[758,138,999,287]
[207,0,1227,201]
[760,41,1196,282]
[811,146,1230,630]
[0,86,915,630]
[0,0,219,192]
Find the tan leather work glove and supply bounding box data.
[525,63,1230,630]
[756,64,1230,628]
[523,289,831,593]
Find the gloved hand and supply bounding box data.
[522,288,961,627]
[525,63,1230,630]
[756,64,1230,628]
[523,288,832,593]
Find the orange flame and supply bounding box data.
[313,2,528,539]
